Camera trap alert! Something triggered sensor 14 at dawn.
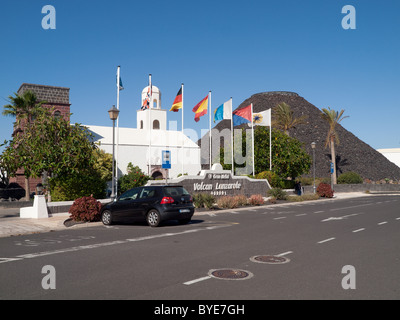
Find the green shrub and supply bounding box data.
[338,172,363,184]
[280,179,296,189]
[287,193,320,202]
[249,194,264,205]
[69,196,103,222]
[49,171,106,201]
[193,193,215,209]
[255,171,282,188]
[317,183,334,198]
[267,188,287,200]
[118,163,151,194]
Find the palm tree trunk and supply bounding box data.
[330,138,337,185]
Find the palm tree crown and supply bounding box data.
[2,90,46,128]
[320,107,349,148]
[272,102,308,136]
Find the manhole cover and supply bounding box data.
[250,255,290,264]
[208,269,253,280]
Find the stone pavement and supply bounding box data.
[0,192,383,238]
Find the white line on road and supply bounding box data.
[183,276,212,285]
[273,217,287,220]
[2,226,230,265]
[352,228,365,233]
[314,211,324,214]
[276,251,293,257]
[396,217,400,220]
[317,237,336,244]
[378,221,388,225]
[295,213,307,217]
[329,203,372,212]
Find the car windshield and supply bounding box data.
[163,186,189,197]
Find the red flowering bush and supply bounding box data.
[69,196,103,222]
[316,183,334,198]
[249,194,264,206]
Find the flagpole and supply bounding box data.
[116,66,121,196]
[230,97,234,176]
[181,83,184,176]
[251,103,255,177]
[209,91,212,169]
[270,111,272,171]
[148,74,152,176]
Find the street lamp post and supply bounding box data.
[311,142,316,194]
[108,105,120,200]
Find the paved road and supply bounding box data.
[0,195,399,301]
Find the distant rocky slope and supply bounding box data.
[199,91,400,181]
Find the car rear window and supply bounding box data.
[163,186,190,197]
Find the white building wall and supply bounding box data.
[377,148,400,169]
[86,125,202,179]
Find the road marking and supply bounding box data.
[183,276,212,285]
[273,217,286,220]
[1,225,231,265]
[314,211,324,214]
[321,213,361,222]
[317,237,335,244]
[352,228,365,233]
[276,251,293,257]
[396,217,400,220]
[329,203,372,212]
[295,213,307,217]
[378,221,387,225]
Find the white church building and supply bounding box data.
[86,85,202,180]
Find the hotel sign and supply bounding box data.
[148,171,270,198]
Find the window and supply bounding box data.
[140,120,143,129]
[153,120,160,130]
[139,187,157,199]
[119,188,141,201]
[163,187,189,197]
[54,110,62,118]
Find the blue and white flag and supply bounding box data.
[213,99,232,122]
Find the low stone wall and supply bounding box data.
[303,184,400,194]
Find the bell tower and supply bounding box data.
[137,84,167,130]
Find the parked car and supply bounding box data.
[100,185,194,227]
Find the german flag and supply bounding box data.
[192,94,209,122]
[170,87,183,112]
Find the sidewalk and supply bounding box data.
[0,192,385,238]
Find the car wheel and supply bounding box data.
[147,209,161,227]
[101,210,113,226]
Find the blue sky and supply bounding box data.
[1,0,399,152]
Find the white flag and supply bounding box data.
[252,109,271,126]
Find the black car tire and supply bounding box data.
[101,210,113,226]
[146,209,161,227]
[179,218,191,225]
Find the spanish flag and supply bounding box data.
[170,87,183,112]
[192,94,209,122]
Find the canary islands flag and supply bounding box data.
[214,99,232,122]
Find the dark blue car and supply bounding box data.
[100,185,194,227]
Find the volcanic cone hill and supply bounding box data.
[198,91,400,181]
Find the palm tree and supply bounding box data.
[2,90,46,200]
[320,107,349,185]
[272,102,308,136]
[3,90,45,130]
